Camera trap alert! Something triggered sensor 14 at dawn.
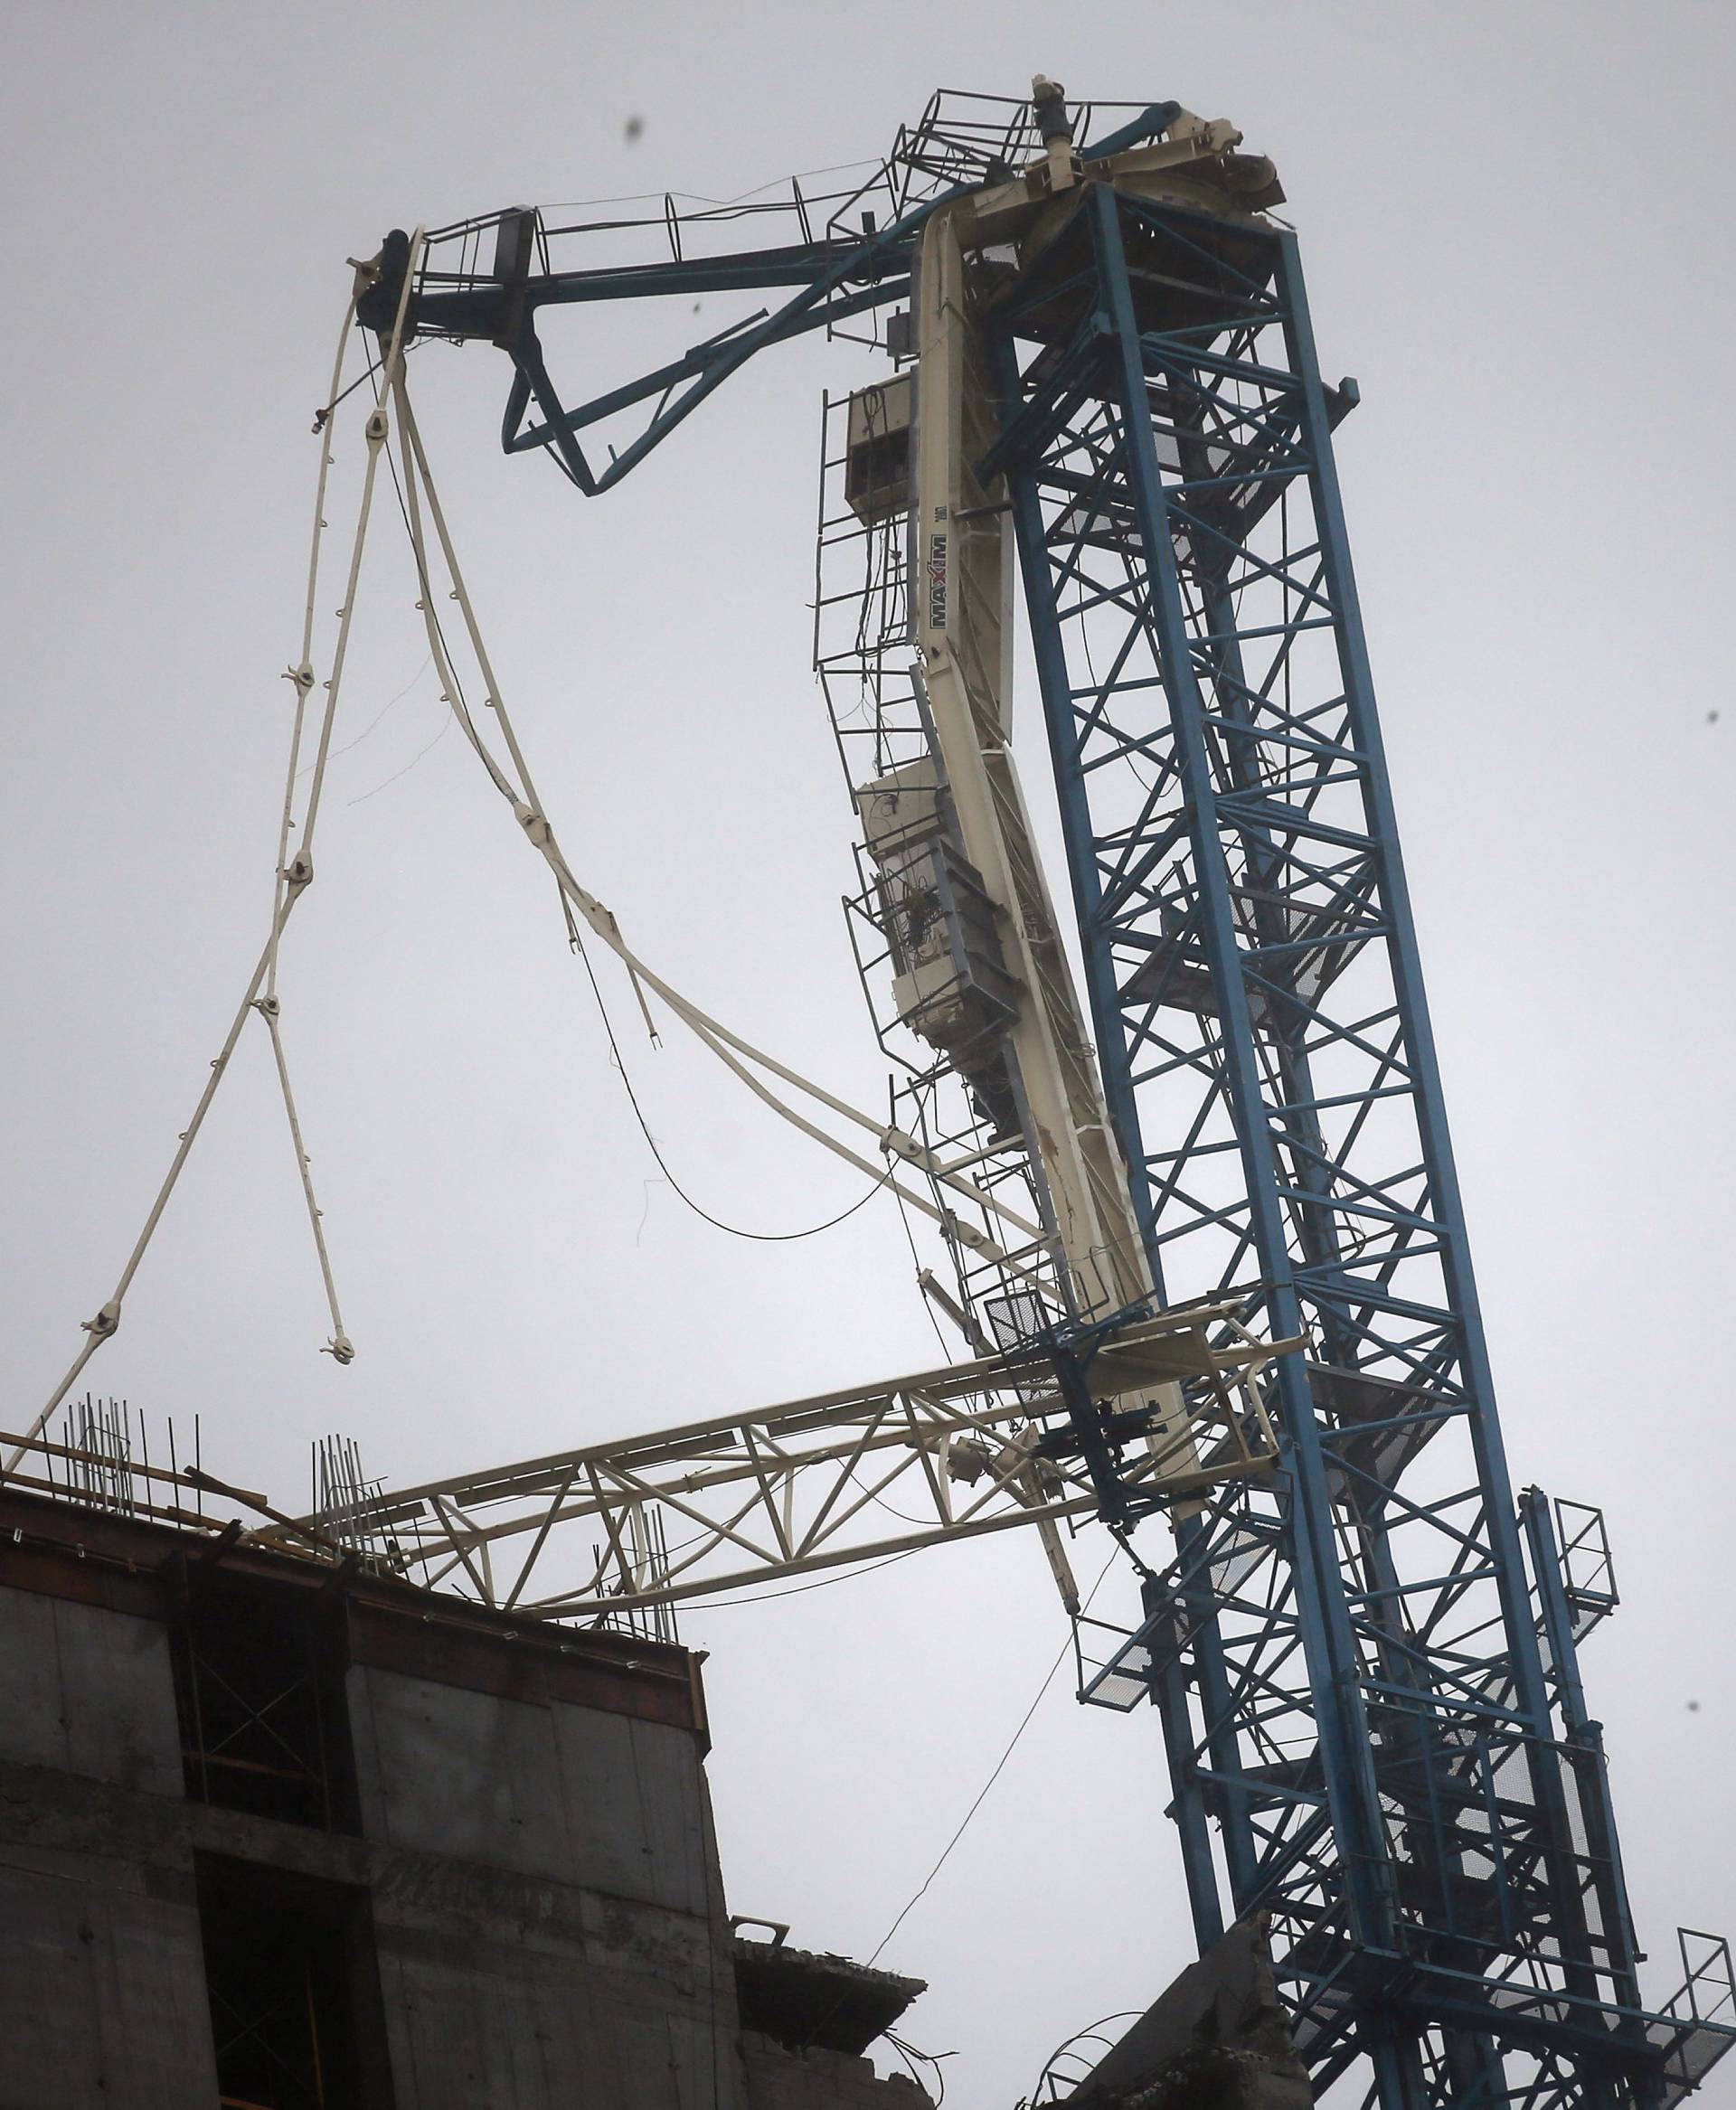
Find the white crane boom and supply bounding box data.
[910,196,1153,1328]
[301,1311,1284,1618]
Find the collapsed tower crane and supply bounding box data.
[326,82,1731,2109]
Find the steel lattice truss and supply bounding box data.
[983,177,1730,2105]
[334,1314,1277,1621]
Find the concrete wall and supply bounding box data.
[349,1662,743,2109]
[0,1842,220,2110]
[0,1586,182,1795]
[350,1664,712,1909]
[0,1583,220,2109]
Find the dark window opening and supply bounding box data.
[196,1853,391,2110]
[172,1562,359,1831]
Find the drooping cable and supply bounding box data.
[344,712,454,805]
[863,1549,1117,1969]
[384,368,1058,1288]
[884,2029,953,2105]
[297,651,432,774]
[684,1547,919,1610]
[565,903,887,1243]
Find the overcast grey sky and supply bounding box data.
[5,4,1734,2102]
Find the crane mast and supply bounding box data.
[941,90,1717,2109]
[344,83,1732,2110]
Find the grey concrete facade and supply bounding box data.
[0,1490,928,2110]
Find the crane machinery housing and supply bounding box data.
[5,76,1731,2110]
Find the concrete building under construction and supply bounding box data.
[0,1480,926,2108]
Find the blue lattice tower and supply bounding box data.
[984,172,1727,2107]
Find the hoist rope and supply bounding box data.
[568,912,886,1242]
[4,237,426,1476]
[385,372,1054,1285]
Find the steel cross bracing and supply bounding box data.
[301,1313,1280,1621]
[973,165,1731,2106]
[382,94,1184,498]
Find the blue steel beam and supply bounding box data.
[986,174,1723,2106]
[378,196,949,496]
